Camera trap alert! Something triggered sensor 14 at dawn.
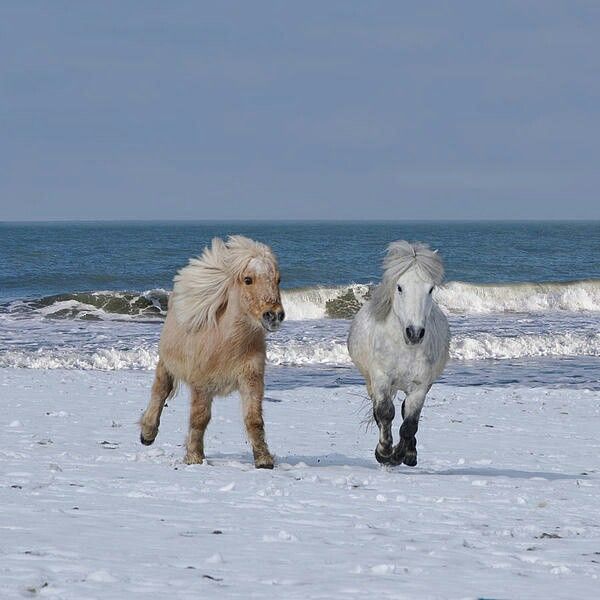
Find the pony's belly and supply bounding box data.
[199,377,239,397]
[160,351,244,397]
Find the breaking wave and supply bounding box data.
[282,285,370,319]
[1,332,599,370]
[1,279,599,323]
[437,280,600,314]
[3,290,169,321]
[282,279,600,318]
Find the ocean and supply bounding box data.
[1,221,599,389]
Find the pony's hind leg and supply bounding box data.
[184,387,212,464]
[372,388,395,464]
[140,359,174,445]
[391,387,427,466]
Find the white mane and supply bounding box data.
[370,240,444,321]
[172,235,277,329]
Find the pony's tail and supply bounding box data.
[165,377,180,402]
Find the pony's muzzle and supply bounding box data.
[405,325,425,345]
[262,309,285,331]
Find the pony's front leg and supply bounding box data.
[391,387,428,467]
[239,373,274,469]
[372,390,396,464]
[184,387,212,464]
[140,359,173,446]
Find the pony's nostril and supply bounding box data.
[405,326,424,343]
[277,310,285,322]
[263,311,275,322]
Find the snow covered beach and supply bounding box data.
[2,369,599,599]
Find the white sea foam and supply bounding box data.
[451,332,600,360]
[2,332,599,370]
[267,341,352,366]
[269,332,600,365]
[0,348,159,371]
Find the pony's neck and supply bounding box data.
[219,288,264,342]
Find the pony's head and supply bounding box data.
[370,241,444,345]
[172,235,284,332]
[237,245,285,332]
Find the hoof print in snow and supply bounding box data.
[26,582,48,594]
[538,532,562,539]
[99,440,119,449]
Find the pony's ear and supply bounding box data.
[211,236,228,257]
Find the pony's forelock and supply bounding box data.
[370,240,444,321]
[172,235,277,329]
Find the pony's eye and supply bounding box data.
[397,285,402,293]
[243,276,253,285]
[429,287,434,295]
[277,276,281,285]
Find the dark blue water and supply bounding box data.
[1,221,599,389]
[2,221,599,301]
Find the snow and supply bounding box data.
[1,368,599,599]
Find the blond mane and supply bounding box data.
[172,235,277,329]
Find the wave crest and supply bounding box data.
[282,285,370,320]
[6,290,169,321]
[2,279,599,322]
[438,280,600,314]
[282,279,600,319]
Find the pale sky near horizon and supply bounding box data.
[1,1,599,221]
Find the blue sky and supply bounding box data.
[1,1,599,220]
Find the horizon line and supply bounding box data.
[2,217,599,225]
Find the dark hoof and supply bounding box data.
[253,451,274,469]
[394,437,417,466]
[140,432,155,446]
[255,462,274,470]
[388,447,405,466]
[390,436,418,466]
[375,446,393,464]
[403,452,418,467]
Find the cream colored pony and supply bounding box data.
[140,235,285,468]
